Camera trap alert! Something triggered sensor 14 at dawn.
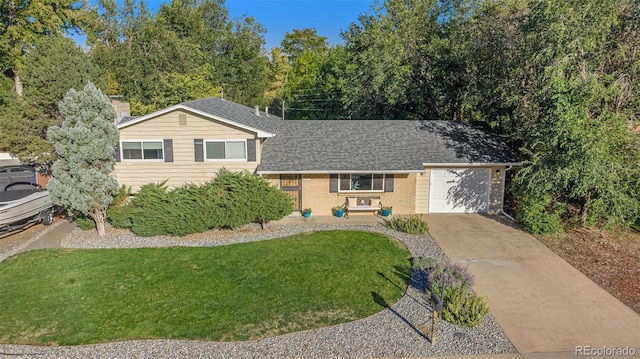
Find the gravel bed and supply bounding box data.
[0,224,516,358]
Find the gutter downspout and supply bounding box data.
[500,165,516,222]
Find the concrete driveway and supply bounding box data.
[424,214,640,358]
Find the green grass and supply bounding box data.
[632,219,640,232]
[0,230,410,346]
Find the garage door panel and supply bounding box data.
[429,168,490,213]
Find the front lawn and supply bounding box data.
[0,230,410,346]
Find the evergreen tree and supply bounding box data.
[0,0,86,96]
[47,82,119,236]
[0,35,105,163]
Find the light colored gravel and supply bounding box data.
[0,224,516,358]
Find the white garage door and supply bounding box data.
[429,168,491,213]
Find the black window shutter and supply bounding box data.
[163,139,173,162]
[385,174,394,192]
[194,139,204,162]
[114,142,121,162]
[247,139,256,162]
[330,174,338,193]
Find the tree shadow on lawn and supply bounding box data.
[377,268,431,311]
[371,291,430,342]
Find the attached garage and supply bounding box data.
[429,168,491,213]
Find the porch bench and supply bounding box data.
[345,197,381,218]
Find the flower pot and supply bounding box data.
[302,211,311,218]
[335,209,345,217]
[381,209,391,217]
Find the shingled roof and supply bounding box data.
[256,120,519,174]
[118,97,282,136]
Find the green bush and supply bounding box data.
[440,284,489,328]
[124,170,294,236]
[112,185,131,206]
[127,182,217,237]
[516,194,565,234]
[208,169,294,229]
[75,214,96,230]
[127,183,172,236]
[107,205,133,229]
[107,185,132,228]
[411,256,437,270]
[385,215,429,234]
[427,262,488,328]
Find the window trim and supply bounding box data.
[120,140,165,161]
[338,173,385,193]
[204,139,248,162]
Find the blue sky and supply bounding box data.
[75,0,375,50]
[226,0,374,49]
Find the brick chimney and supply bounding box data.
[109,95,130,124]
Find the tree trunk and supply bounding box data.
[90,208,107,237]
[580,195,590,227]
[14,70,23,96]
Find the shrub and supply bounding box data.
[410,256,437,270]
[208,169,293,229]
[128,182,174,237]
[107,185,132,228]
[516,194,565,234]
[127,182,219,237]
[75,214,96,230]
[107,205,133,229]
[124,170,294,236]
[112,185,131,206]
[427,262,488,328]
[385,215,429,234]
[428,262,475,290]
[440,284,489,328]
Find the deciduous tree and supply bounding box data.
[512,0,640,228]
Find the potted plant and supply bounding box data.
[333,204,345,218]
[381,206,392,217]
[302,208,312,218]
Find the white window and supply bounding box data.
[205,140,247,161]
[339,174,384,192]
[122,141,163,160]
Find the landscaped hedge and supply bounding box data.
[208,169,295,228]
[109,170,294,236]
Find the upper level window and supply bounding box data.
[122,141,163,160]
[339,174,384,191]
[206,140,246,160]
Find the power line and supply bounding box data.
[286,108,338,111]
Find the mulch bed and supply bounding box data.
[536,228,640,314]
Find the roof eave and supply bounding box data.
[256,169,425,175]
[117,104,277,138]
[421,162,521,167]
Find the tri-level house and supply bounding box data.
[114,97,520,216]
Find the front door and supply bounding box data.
[280,174,302,211]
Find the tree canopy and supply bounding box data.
[0,0,86,96]
[0,0,638,231]
[0,35,105,162]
